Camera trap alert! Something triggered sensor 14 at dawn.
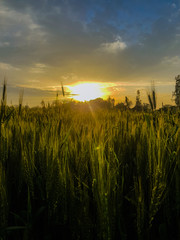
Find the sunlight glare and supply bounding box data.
[68,82,106,101]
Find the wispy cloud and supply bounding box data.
[161,56,180,65]
[0,0,179,105]
[29,63,47,74]
[0,62,20,71]
[0,3,47,47]
[0,42,10,47]
[171,3,177,8]
[99,36,127,54]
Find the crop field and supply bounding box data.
[0,100,179,239]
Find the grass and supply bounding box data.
[0,85,179,239]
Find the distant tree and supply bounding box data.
[135,90,142,111]
[89,98,109,109]
[136,90,141,105]
[41,100,45,108]
[115,102,126,110]
[173,75,180,106]
[125,96,132,109]
[25,104,29,110]
[107,96,115,108]
[142,103,150,112]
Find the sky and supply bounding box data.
[0,0,180,106]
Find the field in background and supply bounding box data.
[0,103,179,240]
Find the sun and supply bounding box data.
[68,82,106,101]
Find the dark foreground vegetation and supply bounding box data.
[0,102,179,240]
[0,80,180,240]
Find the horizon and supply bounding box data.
[1,79,176,108]
[1,80,176,109]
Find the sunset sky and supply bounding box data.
[0,0,179,106]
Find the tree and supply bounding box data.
[41,100,45,108]
[173,75,180,106]
[135,90,142,111]
[125,96,132,109]
[107,96,115,108]
[115,102,126,110]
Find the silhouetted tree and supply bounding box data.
[115,102,126,110]
[89,98,109,109]
[173,75,180,106]
[41,100,45,108]
[107,96,115,108]
[142,103,150,112]
[134,90,142,111]
[125,96,132,109]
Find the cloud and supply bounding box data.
[0,2,48,66]
[0,3,46,44]
[0,0,180,93]
[27,79,40,83]
[29,63,47,74]
[0,62,20,71]
[0,42,10,47]
[99,36,127,54]
[161,56,180,65]
[172,3,177,8]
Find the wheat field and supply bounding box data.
[0,96,179,239]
